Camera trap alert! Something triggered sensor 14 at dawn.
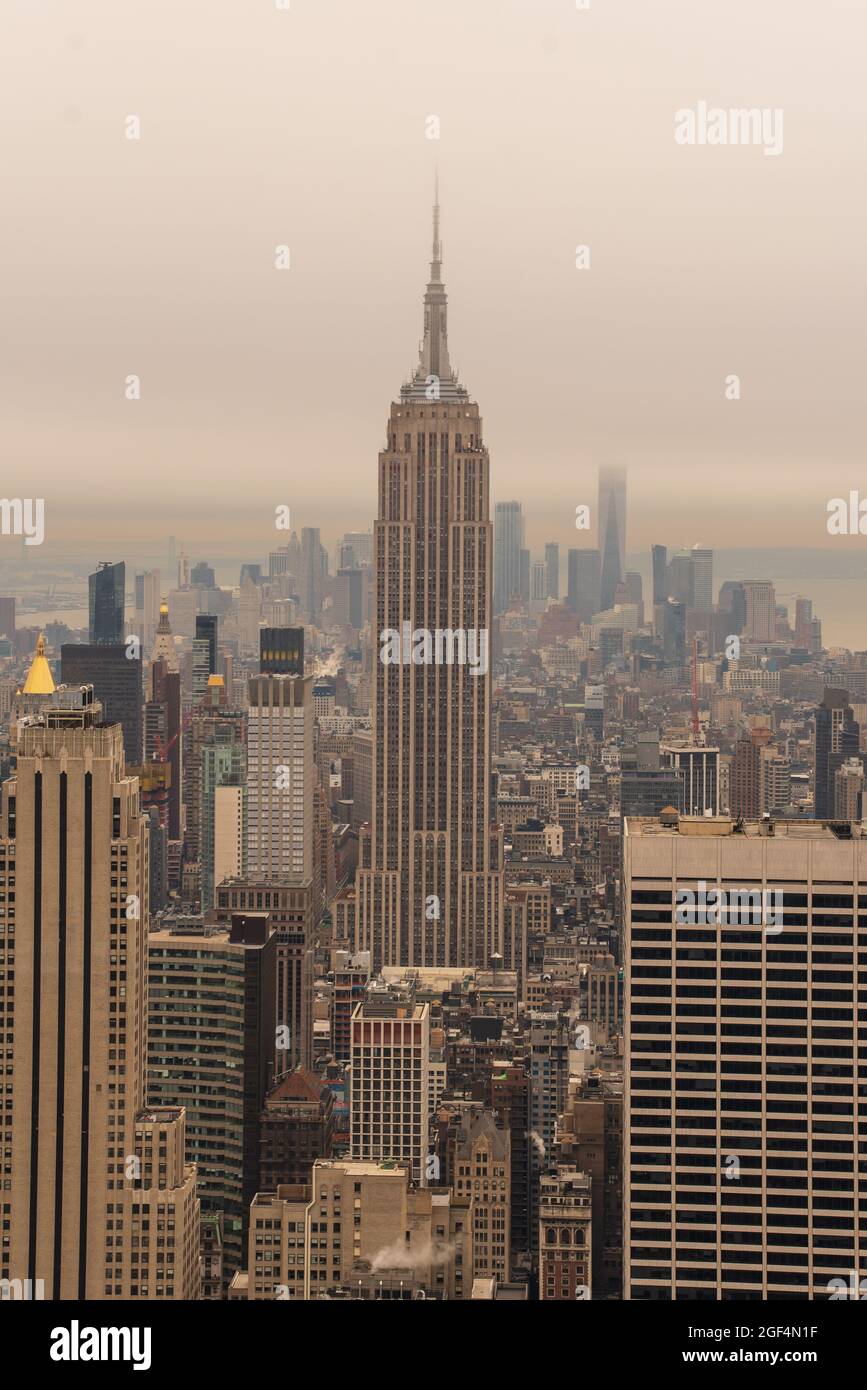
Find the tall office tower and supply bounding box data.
[195,614,218,675]
[450,1109,511,1282]
[690,546,714,611]
[519,547,531,606]
[660,596,686,665]
[660,743,720,815]
[598,464,626,610]
[624,812,867,1300]
[651,544,668,605]
[761,749,791,814]
[834,757,864,819]
[337,530,373,569]
[0,686,199,1299]
[148,660,182,842]
[145,803,168,912]
[349,981,431,1184]
[268,547,290,581]
[488,1061,530,1270]
[259,625,304,676]
[567,548,601,622]
[0,595,15,641]
[192,612,218,703]
[620,750,685,818]
[331,949,371,1063]
[334,567,366,629]
[527,1012,571,1249]
[794,597,812,648]
[530,559,547,602]
[718,580,747,634]
[214,880,315,1072]
[742,580,776,642]
[183,676,245,877]
[201,743,246,909]
[494,501,524,614]
[665,549,694,606]
[299,528,327,625]
[61,643,142,765]
[554,1070,623,1299]
[729,729,762,818]
[129,1110,200,1299]
[247,673,314,881]
[356,194,504,971]
[814,687,862,818]
[134,570,161,650]
[257,1070,335,1190]
[544,542,560,599]
[538,1170,592,1301]
[148,913,275,1287]
[88,560,125,644]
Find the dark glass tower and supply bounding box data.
[88,561,125,644]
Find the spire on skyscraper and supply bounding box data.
[402,174,467,402]
[151,597,177,669]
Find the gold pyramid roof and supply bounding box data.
[23,633,56,696]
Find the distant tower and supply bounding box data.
[494,502,524,614]
[150,599,177,669]
[88,560,125,644]
[598,466,626,611]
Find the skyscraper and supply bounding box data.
[148,913,275,1286]
[814,687,862,819]
[624,812,866,1300]
[544,541,560,600]
[1,685,199,1299]
[690,546,714,611]
[134,570,160,650]
[246,673,314,882]
[61,642,143,765]
[651,544,668,605]
[742,580,776,643]
[598,465,626,611]
[494,502,524,614]
[567,548,601,623]
[356,191,504,969]
[88,560,125,644]
[259,625,304,676]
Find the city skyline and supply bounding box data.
[3,3,866,561]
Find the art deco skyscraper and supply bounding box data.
[1,683,199,1299]
[356,191,504,969]
[598,465,626,611]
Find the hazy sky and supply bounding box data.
[2,0,866,568]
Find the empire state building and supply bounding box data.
[356,191,504,969]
